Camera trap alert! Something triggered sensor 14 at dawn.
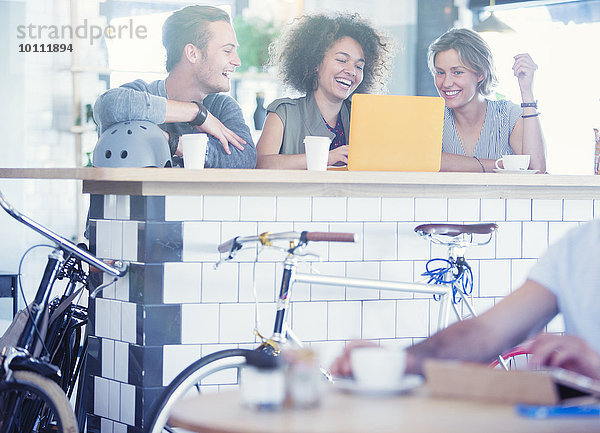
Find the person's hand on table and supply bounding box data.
[194,111,246,155]
[329,340,377,377]
[327,145,349,167]
[525,334,600,380]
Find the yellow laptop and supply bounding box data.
[347,94,445,172]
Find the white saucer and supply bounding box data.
[332,375,424,396]
[493,168,539,174]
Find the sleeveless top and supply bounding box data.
[266,93,351,155]
[442,99,522,159]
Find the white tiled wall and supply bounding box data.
[96,195,600,397]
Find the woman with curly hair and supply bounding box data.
[428,28,546,172]
[256,13,391,169]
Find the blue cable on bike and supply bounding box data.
[422,258,473,304]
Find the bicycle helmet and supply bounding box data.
[93,120,172,168]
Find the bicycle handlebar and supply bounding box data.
[0,191,128,278]
[217,231,355,254]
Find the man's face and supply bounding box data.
[192,21,241,95]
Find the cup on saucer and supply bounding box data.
[350,347,406,390]
[495,154,530,171]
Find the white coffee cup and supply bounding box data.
[304,136,331,171]
[495,154,530,171]
[182,134,208,169]
[350,347,406,390]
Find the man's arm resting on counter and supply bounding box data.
[405,280,559,375]
[202,94,256,169]
[93,84,168,133]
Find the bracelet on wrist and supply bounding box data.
[521,101,538,109]
[190,101,208,127]
[522,112,540,119]
[473,156,485,173]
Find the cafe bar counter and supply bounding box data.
[2,167,600,433]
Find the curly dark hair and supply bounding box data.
[270,13,392,95]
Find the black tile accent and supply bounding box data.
[128,344,163,387]
[89,194,104,219]
[85,336,101,418]
[136,385,167,431]
[138,304,182,346]
[128,263,164,304]
[86,336,102,378]
[127,425,143,433]
[88,220,97,255]
[138,222,183,263]
[87,296,96,340]
[130,196,166,222]
[86,414,100,433]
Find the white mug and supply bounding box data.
[182,134,208,169]
[495,154,530,171]
[304,136,331,171]
[350,347,406,390]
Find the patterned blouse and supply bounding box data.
[442,99,522,159]
[323,113,346,150]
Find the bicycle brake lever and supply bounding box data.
[294,250,321,260]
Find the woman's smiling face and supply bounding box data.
[315,36,365,102]
[434,48,484,110]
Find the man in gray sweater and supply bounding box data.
[93,5,256,168]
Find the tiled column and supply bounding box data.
[87,195,181,433]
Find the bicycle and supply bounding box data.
[0,191,128,433]
[146,223,498,433]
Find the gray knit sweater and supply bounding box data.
[93,79,256,168]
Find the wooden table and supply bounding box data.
[169,388,600,433]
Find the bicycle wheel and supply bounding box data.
[146,348,252,433]
[490,346,532,370]
[0,370,78,433]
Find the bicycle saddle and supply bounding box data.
[415,223,498,237]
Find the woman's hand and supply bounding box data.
[512,53,538,100]
[526,334,600,380]
[328,145,349,166]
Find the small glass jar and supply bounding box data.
[240,351,285,411]
[284,348,322,409]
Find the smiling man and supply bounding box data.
[93,5,256,168]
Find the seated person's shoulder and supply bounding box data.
[203,93,242,112]
[489,98,520,113]
[266,97,299,113]
[120,78,153,91]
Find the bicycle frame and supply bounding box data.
[266,254,453,348]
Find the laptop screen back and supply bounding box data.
[347,94,445,172]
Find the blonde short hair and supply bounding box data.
[427,28,498,96]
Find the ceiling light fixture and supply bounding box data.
[473,0,515,33]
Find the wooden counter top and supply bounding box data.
[1,167,598,198]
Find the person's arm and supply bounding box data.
[256,113,349,169]
[508,53,546,172]
[405,280,558,375]
[256,113,308,169]
[440,153,497,172]
[202,94,256,169]
[93,81,167,133]
[329,280,558,377]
